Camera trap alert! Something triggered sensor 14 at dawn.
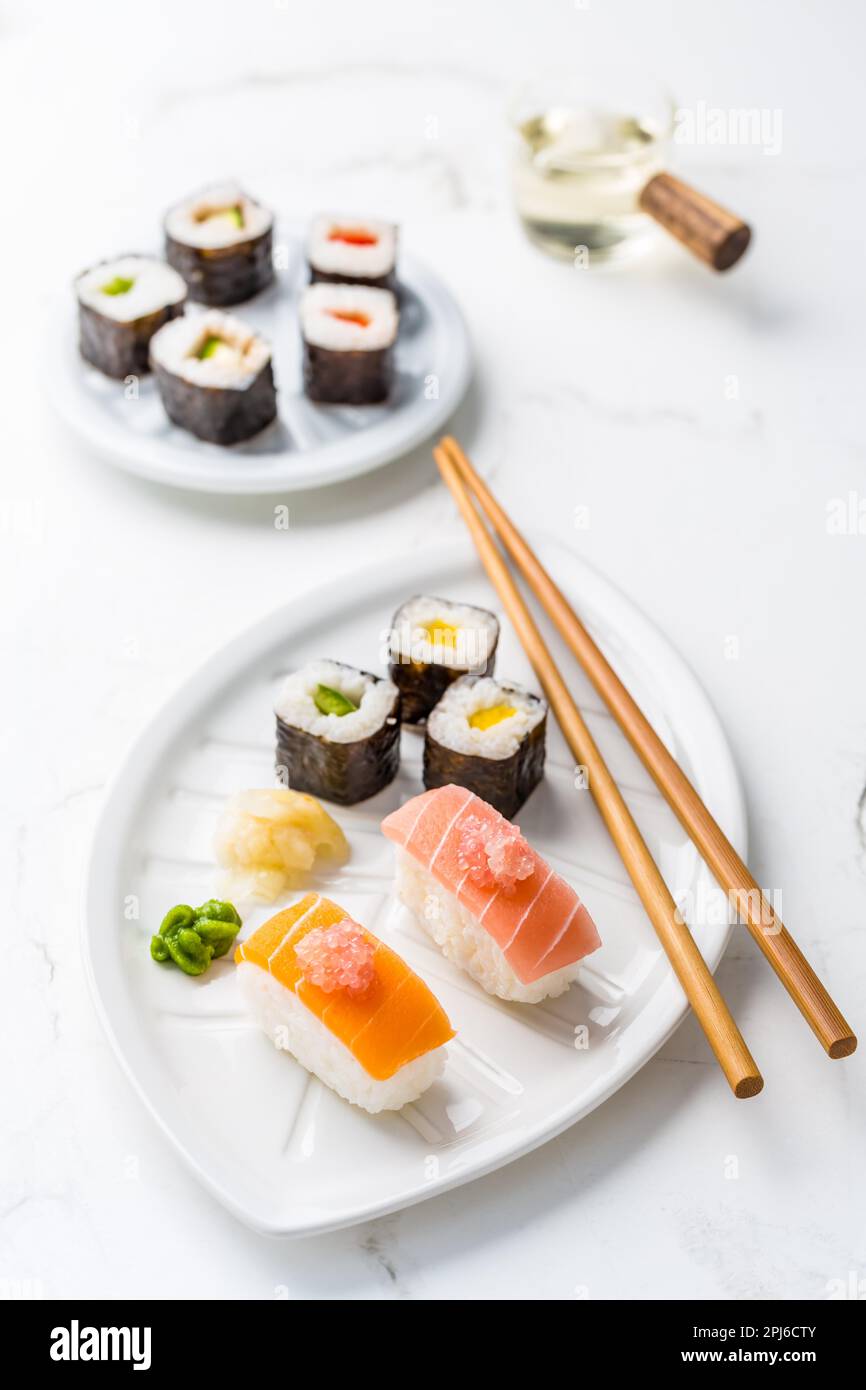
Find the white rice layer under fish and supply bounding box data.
[236,961,445,1112]
[395,850,581,1004]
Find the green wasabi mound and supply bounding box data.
[101,275,135,296]
[314,683,359,717]
[150,899,242,976]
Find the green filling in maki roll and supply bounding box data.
[149,309,278,445]
[275,660,401,806]
[199,205,244,231]
[101,275,135,296]
[75,255,187,379]
[313,684,359,717]
[164,182,274,306]
[196,335,225,360]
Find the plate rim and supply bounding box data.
[81,537,747,1235]
[49,247,472,495]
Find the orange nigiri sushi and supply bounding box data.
[381,785,601,1003]
[235,893,454,1112]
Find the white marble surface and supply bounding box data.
[2,0,864,1300]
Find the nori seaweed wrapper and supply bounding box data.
[423,699,547,820]
[391,657,495,726]
[303,342,393,405]
[166,228,274,307]
[275,681,401,805]
[309,266,397,295]
[78,300,184,380]
[152,358,277,445]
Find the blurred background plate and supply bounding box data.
[49,233,471,495]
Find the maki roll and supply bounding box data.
[236,893,454,1112]
[164,182,274,306]
[388,596,499,725]
[382,786,601,1003]
[274,660,401,805]
[149,310,277,445]
[75,256,186,379]
[307,214,397,291]
[300,284,398,405]
[424,675,547,819]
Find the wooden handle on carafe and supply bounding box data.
[639,171,751,271]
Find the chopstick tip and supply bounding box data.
[734,1074,764,1100]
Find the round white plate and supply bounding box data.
[82,539,746,1237]
[50,239,471,494]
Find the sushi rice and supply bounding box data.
[274,660,401,804]
[389,596,499,674]
[300,284,398,405]
[236,963,446,1112]
[149,310,271,388]
[299,284,398,354]
[235,894,454,1113]
[76,256,186,324]
[164,182,272,251]
[382,785,602,1003]
[395,850,581,1004]
[75,255,187,379]
[426,675,545,760]
[424,674,547,818]
[388,595,500,725]
[275,659,397,744]
[307,214,397,284]
[164,182,274,306]
[149,309,277,445]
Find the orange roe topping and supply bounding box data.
[327,227,379,247]
[458,815,535,894]
[294,917,376,996]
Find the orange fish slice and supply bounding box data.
[236,894,454,1080]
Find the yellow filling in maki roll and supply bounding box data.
[423,619,460,649]
[468,703,517,731]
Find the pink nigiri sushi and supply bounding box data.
[381,785,601,1003]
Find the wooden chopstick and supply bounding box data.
[433,443,763,1099]
[440,435,857,1061]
